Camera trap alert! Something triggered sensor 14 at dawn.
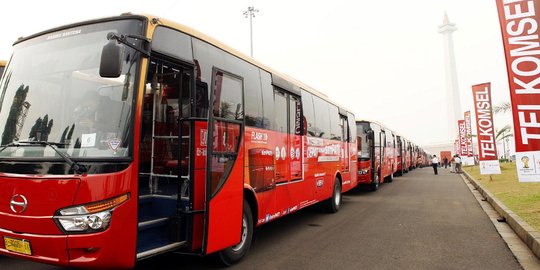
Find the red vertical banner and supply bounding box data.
[464,111,474,157]
[458,120,467,157]
[463,111,475,165]
[497,0,540,181]
[472,83,501,174]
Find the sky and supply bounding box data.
[0,0,515,149]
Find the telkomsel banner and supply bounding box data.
[497,0,540,181]
[458,120,467,157]
[462,111,475,165]
[472,83,501,175]
[464,111,474,157]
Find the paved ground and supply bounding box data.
[1,167,524,269]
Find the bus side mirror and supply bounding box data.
[367,131,374,140]
[99,38,124,78]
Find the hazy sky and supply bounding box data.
[0,0,514,147]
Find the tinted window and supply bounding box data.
[244,70,263,127]
[313,96,331,139]
[274,90,287,133]
[152,27,193,62]
[193,38,260,122]
[329,105,341,140]
[301,90,316,137]
[260,71,274,130]
[357,122,370,158]
[212,70,243,120]
[372,124,381,146]
[348,112,356,142]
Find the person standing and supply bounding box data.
[454,155,462,173]
[443,156,449,169]
[432,155,439,175]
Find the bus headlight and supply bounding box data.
[358,169,369,175]
[53,193,129,233]
[57,211,112,232]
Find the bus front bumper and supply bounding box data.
[0,225,134,269]
[0,227,69,266]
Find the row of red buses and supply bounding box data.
[0,13,358,269]
[356,120,428,191]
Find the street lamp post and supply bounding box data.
[243,6,259,57]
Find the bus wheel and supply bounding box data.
[370,173,380,192]
[387,172,394,183]
[218,199,253,266]
[325,178,342,213]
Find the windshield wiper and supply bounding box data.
[3,141,87,174]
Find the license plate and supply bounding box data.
[4,237,32,255]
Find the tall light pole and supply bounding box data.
[243,6,259,57]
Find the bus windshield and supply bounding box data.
[0,19,143,159]
[357,122,370,159]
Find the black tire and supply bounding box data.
[370,172,380,192]
[387,171,394,183]
[218,199,253,266]
[324,178,342,213]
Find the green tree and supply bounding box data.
[493,102,511,114]
[495,124,513,160]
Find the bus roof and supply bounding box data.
[13,12,353,114]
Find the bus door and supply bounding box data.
[340,115,350,173]
[273,90,289,184]
[204,68,244,254]
[380,130,387,178]
[137,58,193,259]
[273,90,302,183]
[289,95,302,181]
[370,129,377,182]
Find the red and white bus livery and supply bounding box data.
[0,13,357,269]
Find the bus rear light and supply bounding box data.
[54,193,129,233]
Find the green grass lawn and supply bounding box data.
[463,162,540,232]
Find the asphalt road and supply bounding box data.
[1,167,522,269]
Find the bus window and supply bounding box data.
[274,90,287,133]
[357,122,370,159]
[261,71,274,130]
[212,70,243,120]
[329,105,341,141]
[244,76,263,127]
[301,90,316,137]
[313,96,330,139]
[347,113,356,143]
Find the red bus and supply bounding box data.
[356,120,396,191]
[0,13,357,269]
[0,60,6,78]
[396,135,408,176]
